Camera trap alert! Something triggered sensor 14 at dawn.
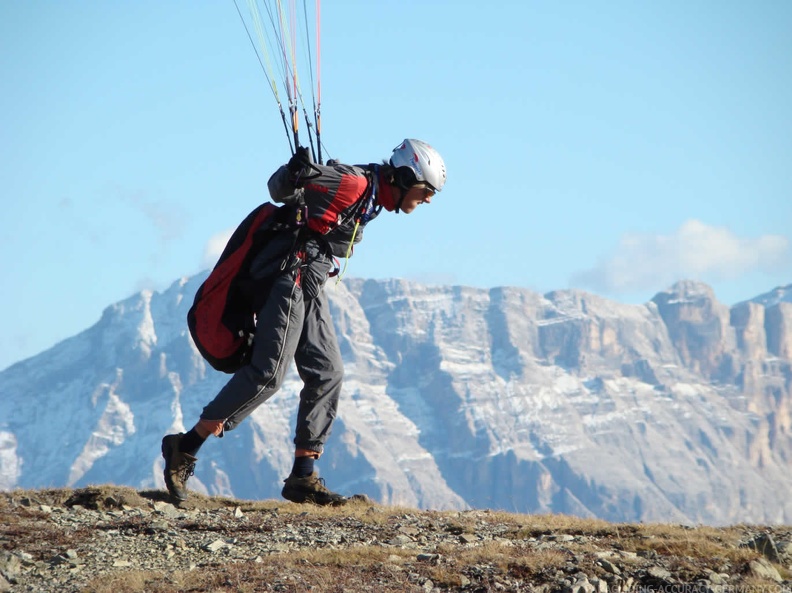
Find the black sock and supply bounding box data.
[291,456,315,478]
[178,428,206,456]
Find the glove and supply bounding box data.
[287,146,313,183]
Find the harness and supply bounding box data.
[337,164,382,281]
[274,164,382,283]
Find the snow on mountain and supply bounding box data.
[745,283,792,308]
[1,277,791,525]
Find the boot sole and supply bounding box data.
[281,489,347,506]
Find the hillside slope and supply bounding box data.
[1,486,791,593]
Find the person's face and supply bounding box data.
[399,184,435,213]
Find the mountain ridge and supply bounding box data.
[1,276,790,525]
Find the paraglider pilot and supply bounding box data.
[162,139,447,505]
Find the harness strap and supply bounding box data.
[336,166,380,282]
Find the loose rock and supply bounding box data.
[4,487,792,593]
[748,557,783,583]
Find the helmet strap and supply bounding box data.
[394,188,407,214]
[391,167,416,214]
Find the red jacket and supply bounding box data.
[267,162,382,257]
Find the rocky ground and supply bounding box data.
[1,486,791,593]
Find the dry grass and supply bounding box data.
[504,514,761,566]
[83,562,424,593]
[287,545,408,567]
[490,510,617,535]
[628,523,755,563]
[5,485,155,510]
[80,543,572,593]
[0,504,95,561]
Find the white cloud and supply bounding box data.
[571,220,790,294]
[114,186,188,243]
[201,228,234,270]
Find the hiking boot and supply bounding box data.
[161,433,197,502]
[281,472,347,506]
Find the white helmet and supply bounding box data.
[389,139,447,192]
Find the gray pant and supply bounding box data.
[200,266,343,454]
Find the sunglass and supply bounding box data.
[416,185,435,198]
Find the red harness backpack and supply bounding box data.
[187,202,281,373]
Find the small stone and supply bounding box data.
[153,501,180,518]
[112,560,132,568]
[234,507,244,518]
[748,558,782,583]
[596,559,620,575]
[388,534,413,545]
[204,539,229,553]
[459,575,471,587]
[417,553,440,563]
[647,566,672,581]
[459,533,478,544]
[569,577,595,593]
[744,533,782,563]
[50,551,81,568]
[0,554,21,578]
[39,505,52,514]
[705,570,727,585]
[148,520,170,532]
[104,496,120,508]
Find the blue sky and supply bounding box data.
[2,0,791,371]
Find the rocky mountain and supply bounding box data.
[1,277,790,525]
